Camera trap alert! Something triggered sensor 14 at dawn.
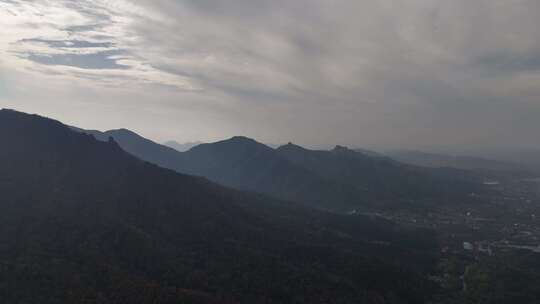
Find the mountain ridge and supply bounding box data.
[75,126,483,211]
[164,140,205,152]
[0,109,439,303]
[387,149,531,173]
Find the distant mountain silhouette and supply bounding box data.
[276,144,479,203]
[164,140,204,152]
[0,109,438,303]
[75,130,373,210]
[178,137,377,210]
[354,148,388,158]
[462,148,540,174]
[79,128,186,171]
[386,150,528,173]
[75,128,483,211]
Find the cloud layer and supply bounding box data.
[1,0,539,151]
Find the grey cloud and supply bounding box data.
[63,24,104,33]
[2,0,540,151]
[2,0,193,89]
[474,51,540,74]
[25,51,129,70]
[21,39,115,49]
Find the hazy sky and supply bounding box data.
[1,0,539,151]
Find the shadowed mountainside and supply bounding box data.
[77,128,483,211]
[1,109,439,304]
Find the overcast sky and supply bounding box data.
[1,0,539,151]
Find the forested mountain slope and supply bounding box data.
[0,109,439,304]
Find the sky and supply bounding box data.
[1,0,539,152]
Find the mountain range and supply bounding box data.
[386,150,529,173]
[0,109,439,303]
[75,128,483,212]
[164,140,205,152]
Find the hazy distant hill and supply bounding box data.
[75,128,483,211]
[79,128,186,171]
[164,140,204,152]
[277,144,478,203]
[0,109,438,303]
[478,149,540,173]
[82,130,372,210]
[386,150,527,173]
[355,148,389,158]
